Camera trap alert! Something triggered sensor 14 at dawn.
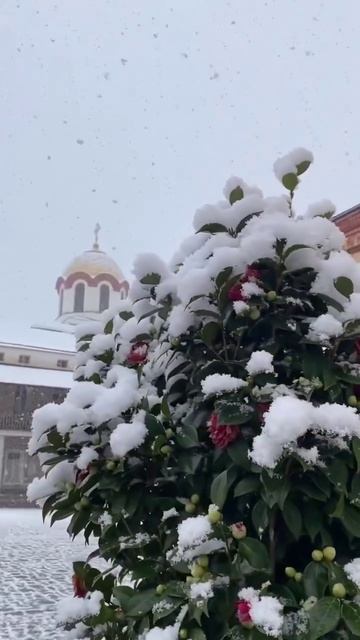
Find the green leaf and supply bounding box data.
[252,499,269,534]
[238,537,270,570]
[334,276,354,299]
[261,473,290,509]
[309,597,340,640]
[343,503,360,536]
[326,460,348,493]
[229,186,244,204]
[317,294,344,313]
[153,598,182,622]
[236,210,262,234]
[350,473,360,505]
[210,469,233,509]
[124,589,158,617]
[303,561,329,598]
[353,438,360,473]
[216,399,255,425]
[104,319,113,334]
[201,322,221,346]
[283,244,310,260]
[140,273,161,285]
[296,160,311,175]
[342,602,360,636]
[303,503,323,541]
[227,440,252,470]
[197,223,228,234]
[234,476,261,497]
[282,173,298,191]
[145,413,163,436]
[282,498,302,539]
[215,266,233,289]
[176,422,199,449]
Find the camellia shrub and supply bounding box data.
[29,149,360,640]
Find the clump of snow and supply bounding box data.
[76,446,99,470]
[144,623,180,640]
[133,252,170,282]
[56,591,103,623]
[201,373,246,397]
[246,351,274,376]
[274,148,313,181]
[238,587,283,637]
[342,293,360,322]
[307,313,343,342]
[161,508,179,522]
[241,281,264,298]
[344,558,360,588]
[110,415,148,458]
[303,199,336,219]
[27,460,75,502]
[233,300,249,315]
[223,176,262,201]
[178,515,211,549]
[250,396,360,468]
[190,580,214,601]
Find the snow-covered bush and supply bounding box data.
[29,149,360,639]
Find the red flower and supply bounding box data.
[228,283,245,302]
[127,342,148,366]
[236,600,252,625]
[72,574,88,598]
[256,402,271,424]
[75,467,90,485]
[243,266,261,282]
[208,412,240,449]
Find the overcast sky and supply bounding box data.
[0,0,359,326]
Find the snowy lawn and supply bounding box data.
[0,508,96,640]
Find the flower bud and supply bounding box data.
[230,522,247,540]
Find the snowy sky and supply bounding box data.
[0,0,359,326]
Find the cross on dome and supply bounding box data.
[93,222,101,250]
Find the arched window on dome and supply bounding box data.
[99,284,110,312]
[74,282,85,312]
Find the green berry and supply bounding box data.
[190,494,200,505]
[191,564,205,579]
[186,576,194,584]
[165,428,174,439]
[74,501,82,511]
[348,395,358,407]
[323,546,336,562]
[266,291,277,302]
[285,566,296,578]
[156,584,166,595]
[294,572,302,582]
[312,549,324,562]
[197,555,209,569]
[185,502,196,514]
[160,445,172,456]
[106,460,116,471]
[80,496,90,508]
[179,630,188,640]
[208,509,222,524]
[332,583,346,598]
[249,308,260,320]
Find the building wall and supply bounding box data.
[0,382,68,504]
[0,343,74,371]
[60,281,128,315]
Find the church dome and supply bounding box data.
[63,248,125,281]
[55,224,129,325]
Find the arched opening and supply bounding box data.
[99,283,110,311]
[74,282,85,312]
[59,288,64,315]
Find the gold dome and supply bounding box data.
[63,249,125,282]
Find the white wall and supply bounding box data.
[0,344,75,371]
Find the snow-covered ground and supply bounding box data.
[0,508,95,640]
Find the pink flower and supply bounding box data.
[72,575,88,598]
[256,402,271,424]
[228,283,245,302]
[127,342,148,366]
[230,522,247,539]
[236,599,252,625]
[208,413,240,449]
[75,467,90,486]
[243,266,261,282]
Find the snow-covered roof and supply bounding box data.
[0,324,75,353]
[0,364,72,388]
